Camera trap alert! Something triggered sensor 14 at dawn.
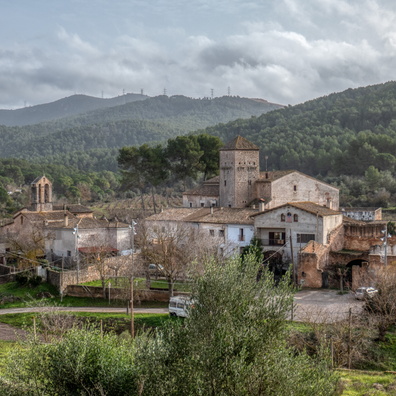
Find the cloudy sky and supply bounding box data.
[1,0,396,109]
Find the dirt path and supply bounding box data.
[0,323,28,341]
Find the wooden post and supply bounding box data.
[348,307,352,369]
[130,276,134,338]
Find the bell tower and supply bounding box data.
[219,136,260,208]
[31,176,53,212]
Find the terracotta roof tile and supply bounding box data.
[146,207,256,225]
[251,202,340,218]
[220,135,259,151]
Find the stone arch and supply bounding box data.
[345,259,366,285]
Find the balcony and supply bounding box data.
[260,238,285,246]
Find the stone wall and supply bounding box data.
[47,265,102,293]
[65,284,176,302]
[298,224,344,288]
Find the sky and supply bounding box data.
[1,0,396,109]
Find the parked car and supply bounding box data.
[355,286,378,300]
[169,296,193,317]
[147,263,164,276]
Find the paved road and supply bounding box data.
[0,306,168,315]
[0,290,363,340]
[293,289,364,322]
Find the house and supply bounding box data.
[0,176,132,268]
[183,136,339,210]
[340,207,382,221]
[152,136,394,290]
[252,202,343,265]
[144,207,256,256]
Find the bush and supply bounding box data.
[15,272,42,288]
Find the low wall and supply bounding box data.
[47,266,102,293]
[65,284,176,302]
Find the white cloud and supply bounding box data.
[1,0,396,108]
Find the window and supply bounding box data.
[219,229,225,237]
[293,185,297,191]
[293,214,298,222]
[209,229,214,237]
[200,202,205,207]
[239,228,245,241]
[67,250,71,257]
[297,234,315,244]
[281,213,285,222]
[189,202,193,208]
[224,180,227,186]
[20,216,23,225]
[269,232,286,245]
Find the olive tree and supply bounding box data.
[136,254,339,396]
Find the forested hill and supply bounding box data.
[0,95,282,159]
[0,93,148,126]
[201,81,396,177]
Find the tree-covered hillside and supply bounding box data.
[0,93,148,126]
[0,95,281,159]
[202,81,396,178]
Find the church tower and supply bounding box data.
[31,176,53,212]
[219,136,260,208]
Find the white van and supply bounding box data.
[169,296,193,318]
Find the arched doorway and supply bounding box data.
[345,259,366,286]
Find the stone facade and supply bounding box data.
[253,202,343,265]
[31,176,53,212]
[219,136,260,208]
[183,136,340,211]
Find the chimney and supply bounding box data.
[64,213,68,227]
[210,206,214,215]
[259,201,265,212]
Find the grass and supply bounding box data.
[338,370,396,395]
[0,281,59,308]
[0,281,168,309]
[0,312,174,335]
[82,277,192,292]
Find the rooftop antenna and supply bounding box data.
[228,86,231,96]
[101,90,104,99]
[141,88,144,95]
[163,88,167,96]
[265,155,268,172]
[211,88,214,99]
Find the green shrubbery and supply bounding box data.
[0,255,339,395]
[15,271,42,288]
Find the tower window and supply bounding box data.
[293,185,297,191]
[224,180,227,186]
[281,213,285,222]
[294,214,298,222]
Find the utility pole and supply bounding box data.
[290,234,296,286]
[381,224,390,267]
[73,224,80,284]
[129,220,137,337]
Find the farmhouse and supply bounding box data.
[0,176,132,268]
[155,136,395,290]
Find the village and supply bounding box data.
[0,135,392,299]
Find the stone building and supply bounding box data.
[0,176,132,267]
[183,136,339,210]
[161,135,392,290]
